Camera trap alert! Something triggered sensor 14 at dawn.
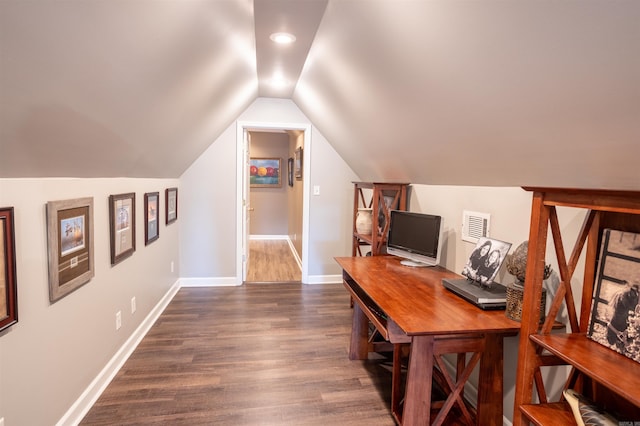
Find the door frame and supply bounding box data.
[235,120,311,284]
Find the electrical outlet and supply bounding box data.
[171,261,174,273]
[115,311,122,330]
[313,185,320,195]
[131,297,136,314]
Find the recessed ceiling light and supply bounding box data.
[270,32,296,44]
[270,77,289,88]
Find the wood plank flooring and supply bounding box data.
[80,284,395,425]
[246,239,301,283]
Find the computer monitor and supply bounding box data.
[386,210,443,267]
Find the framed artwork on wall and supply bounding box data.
[250,157,282,188]
[109,192,136,265]
[287,157,294,187]
[165,187,178,225]
[294,147,303,180]
[46,197,95,302]
[144,192,159,245]
[0,207,18,332]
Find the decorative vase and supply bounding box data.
[506,281,547,323]
[355,208,373,235]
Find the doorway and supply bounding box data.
[246,130,301,282]
[235,121,311,285]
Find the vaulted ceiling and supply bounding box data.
[1,0,639,189]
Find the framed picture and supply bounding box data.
[46,197,94,303]
[109,192,135,265]
[144,192,159,245]
[461,237,512,287]
[587,229,640,363]
[294,147,303,180]
[165,187,178,225]
[250,157,282,188]
[287,157,294,187]
[0,207,18,332]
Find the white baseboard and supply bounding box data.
[56,280,181,426]
[179,277,240,287]
[285,238,302,270]
[306,274,342,284]
[249,234,288,240]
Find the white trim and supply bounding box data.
[179,277,239,287]
[249,234,288,240]
[306,274,343,284]
[56,280,181,426]
[286,237,302,270]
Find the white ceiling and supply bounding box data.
[1,0,639,189]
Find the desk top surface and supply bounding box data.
[336,256,520,336]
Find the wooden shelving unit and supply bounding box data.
[352,182,409,257]
[513,187,640,426]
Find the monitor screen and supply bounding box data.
[387,210,443,267]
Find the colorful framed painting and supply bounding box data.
[250,157,282,188]
[109,192,136,265]
[0,207,18,332]
[165,187,178,225]
[144,192,160,245]
[46,197,95,302]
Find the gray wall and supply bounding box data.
[249,131,289,236]
[0,177,179,425]
[179,98,359,283]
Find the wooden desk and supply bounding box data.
[335,256,520,426]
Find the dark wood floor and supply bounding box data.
[80,284,396,425]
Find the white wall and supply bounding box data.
[179,98,359,284]
[0,177,179,425]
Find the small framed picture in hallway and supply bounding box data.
[294,147,303,180]
[287,157,294,187]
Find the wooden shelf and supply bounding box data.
[530,333,640,406]
[519,403,576,426]
[513,187,640,426]
[351,182,409,256]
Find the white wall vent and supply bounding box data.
[462,211,491,243]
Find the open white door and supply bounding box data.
[241,130,251,281]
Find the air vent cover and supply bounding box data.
[462,211,490,243]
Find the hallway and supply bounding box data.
[246,239,301,283]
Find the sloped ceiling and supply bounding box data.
[1,1,639,189]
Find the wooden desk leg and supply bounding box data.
[402,335,434,426]
[476,333,504,425]
[349,302,369,360]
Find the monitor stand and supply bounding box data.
[400,259,433,268]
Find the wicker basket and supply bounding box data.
[506,282,546,323]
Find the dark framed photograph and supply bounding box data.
[588,229,640,363]
[46,197,94,302]
[109,192,135,265]
[165,187,178,225]
[249,157,281,188]
[294,147,303,180]
[144,192,159,245]
[0,207,18,332]
[287,157,294,187]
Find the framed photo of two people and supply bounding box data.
[461,237,512,287]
